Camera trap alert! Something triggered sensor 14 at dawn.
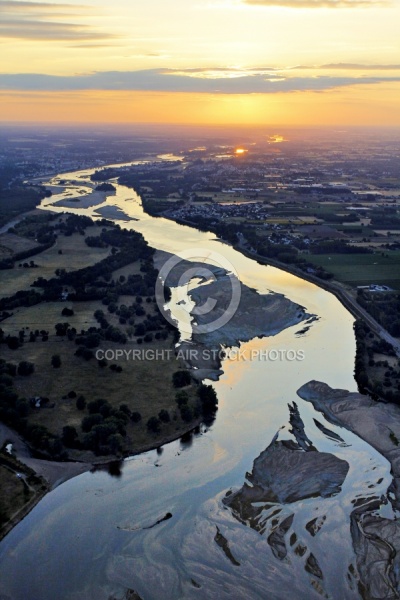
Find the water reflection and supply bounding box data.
[107,461,124,478]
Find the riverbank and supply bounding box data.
[0,422,92,490]
[0,414,205,542]
[164,207,400,355]
[153,208,400,358]
[298,380,400,598]
[233,243,400,357]
[298,380,400,506]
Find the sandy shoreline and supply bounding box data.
[154,249,311,380]
[297,380,400,506]
[297,380,400,598]
[0,422,92,490]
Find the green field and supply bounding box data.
[0,227,111,298]
[306,251,400,289]
[1,337,197,455]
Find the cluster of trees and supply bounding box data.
[322,212,359,224]
[146,381,218,436]
[57,214,93,237]
[0,184,50,229]
[118,166,184,201]
[354,320,400,403]
[174,390,196,423]
[357,290,400,337]
[0,289,43,312]
[197,383,218,417]
[95,182,116,192]
[256,241,300,265]
[91,168,121,181]
[0,224,174,371]
[172,370,191,388]
[311,241,372,255]
[0,361,219,461]
[98,294,172,340]
[24,226,156,307]
[0,327,49,347]
[369,208,400,229]
[0,242,54,271]
[67,398,139,455]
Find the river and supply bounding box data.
[0,163,393,600]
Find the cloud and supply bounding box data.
[0,0,114,41]
[0,20,115,40]
[1,68,400,93]
[0,1,93,17]
[291,63,400,70]
[243,0,386,7]
[69,43,122,48]
[318,63,400,70]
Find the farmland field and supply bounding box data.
[306,251,400,289]
[0,228,111,298]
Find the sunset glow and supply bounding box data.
[0,0,399,126]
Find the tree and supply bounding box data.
[55,322,69,336]
[62,426,78,448]
[172,370,191,388]
[6,336,20,350]
[158,409,170,423]
[81,413,103,433]
[131,411,142,423]
[83,431,97,451]
[135,323,146,337]
[92,422,118,444]
[147,416,161,433]
[51,354,61,368]
[357,370,369,390]
[175,391,189,406]
[180,404,193,423]
[76,395,86,410]
[108,433,124,454]
[198,384,218,415]
[119,404,131,416]
[87,398,111,415]
[17,361,35,376]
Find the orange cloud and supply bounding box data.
[243,0,387,6]
[0,84,399,126]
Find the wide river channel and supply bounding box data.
[0,161,393,600]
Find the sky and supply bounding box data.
[1,0,400,126]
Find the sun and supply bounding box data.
[235,148,247,155]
